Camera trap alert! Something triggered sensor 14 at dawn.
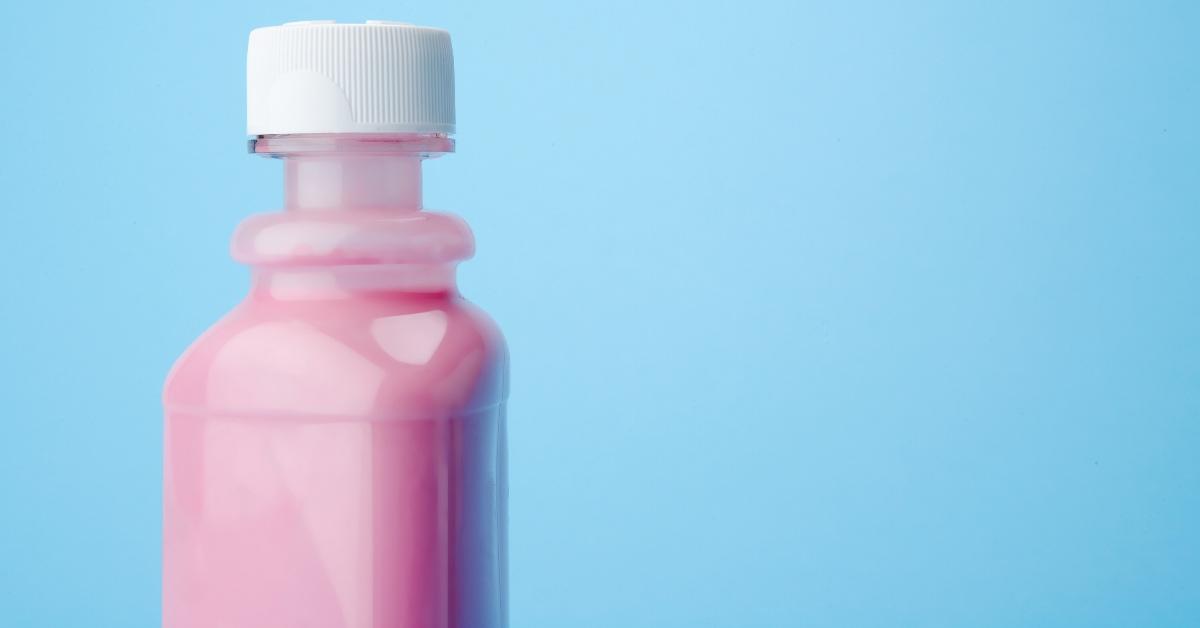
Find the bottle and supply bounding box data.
[162,22,508,628]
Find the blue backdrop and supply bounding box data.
[1,1,1197,626]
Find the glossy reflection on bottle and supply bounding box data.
[163,133,508,628]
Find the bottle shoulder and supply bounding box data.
[164,294,507,420]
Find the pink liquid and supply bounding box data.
[163,135,507,627]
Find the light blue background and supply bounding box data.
[1,1,1197,626]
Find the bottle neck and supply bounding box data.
[284,154,424,212]
[236,133,472,300]
[257,132,452,212]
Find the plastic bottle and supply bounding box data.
[162,22,508,628]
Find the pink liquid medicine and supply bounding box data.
[163,23,508,628]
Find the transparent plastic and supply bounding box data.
[163,134,508,628]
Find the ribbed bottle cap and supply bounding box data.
[247,21,455,135]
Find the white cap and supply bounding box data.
[247,21,455,135]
